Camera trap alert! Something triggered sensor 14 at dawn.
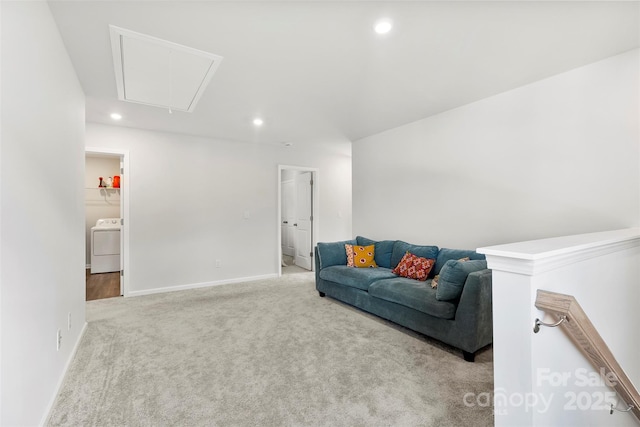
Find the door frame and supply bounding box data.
[277,165,319,276]
[280,177,296,257]
[86,147,130,296]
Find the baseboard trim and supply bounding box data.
[125,273,279,298]
[41,321,88,426]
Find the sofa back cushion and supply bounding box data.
[317,239,357,269]
[391,241,438,269]
[356,236,395,268]
[433,248,486,276]
[436,259,488,301]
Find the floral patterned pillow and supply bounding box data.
[392,251,435,281]
[345,244,355,267]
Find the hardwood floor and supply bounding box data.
[86,269,121,301]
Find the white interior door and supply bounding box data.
[281,179,295,257]
[294,172,313,270]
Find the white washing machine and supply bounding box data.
[91,218,121,274]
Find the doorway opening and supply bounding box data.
[85,147,130,300]
[278,166,319,276]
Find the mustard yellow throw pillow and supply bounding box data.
[352,245,377,268]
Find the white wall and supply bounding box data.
[479,229,640,426]
[85,156,121,266]
[85,123,352,295]
[85,155,121,189]
[1,2,86,425]
[353,49,639,249]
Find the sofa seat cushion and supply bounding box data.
[368,278,457,320]
[319,266,396,291]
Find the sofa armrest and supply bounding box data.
[315,246,321,282]
[453,269,493,352]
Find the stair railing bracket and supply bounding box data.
[533,315,567,334]
[610,402,634,415]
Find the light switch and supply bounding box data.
[244,210,250,219]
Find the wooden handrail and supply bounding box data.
[535,289,640,421]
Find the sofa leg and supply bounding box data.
[463,351,475,362]
[318,291,326,297]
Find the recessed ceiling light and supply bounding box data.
[253,118,264,126]
[374,20,393,34]
[110,113,122,120]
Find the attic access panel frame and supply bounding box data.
[109,25,223,113]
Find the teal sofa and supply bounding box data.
[314,236,493,362]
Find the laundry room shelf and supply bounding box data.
[85,187,121,206]
[85,187,121,192]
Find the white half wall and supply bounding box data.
[1,2,86,425]
[353,49,639,249]
[479,228,640,426]
[85,123,352,294]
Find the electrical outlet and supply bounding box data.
[215,259,222,268]
[57,329,62,351]
[68,312,72,330]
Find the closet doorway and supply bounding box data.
[85,148,130,300]
[278,166,319,276]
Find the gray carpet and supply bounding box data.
[48,272,493,426]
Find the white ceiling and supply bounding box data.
[49,1,640,146]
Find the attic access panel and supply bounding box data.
[109,25,223,113]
